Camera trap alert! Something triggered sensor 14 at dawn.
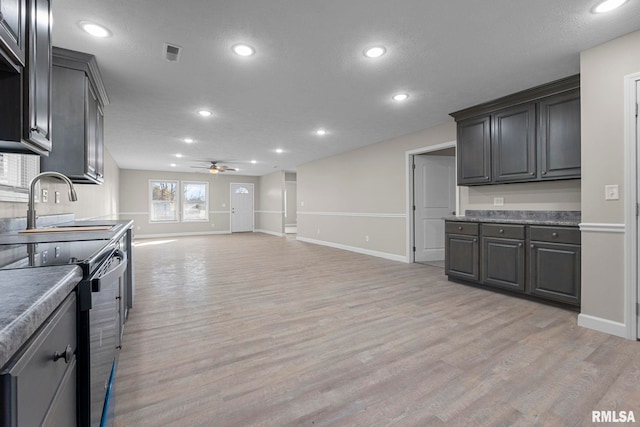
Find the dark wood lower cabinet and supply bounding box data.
[445,221,581,308]
[445,233,479,282]
[529,241,581,305]
[482,237,525,292]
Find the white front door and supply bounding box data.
[414,154,456,262]
[230,183,254,232]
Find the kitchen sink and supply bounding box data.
[19,224,120,234]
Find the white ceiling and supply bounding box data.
[51,0,640,176]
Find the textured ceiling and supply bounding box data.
[50,0,640,176]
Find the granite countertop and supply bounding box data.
[0,265,83,368]
[443,210,581,227]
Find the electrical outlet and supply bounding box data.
[301,201,305,207]
[41,189,48,203]
[55,191,61,204]
[605,185,619,200]
[317,228,320,235]
[494,197,504,206]
[365,235,369,242]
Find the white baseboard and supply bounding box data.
[296,236,409,263]
[135,231,231,239]
[577,313,628,338]
[255,229,284,237]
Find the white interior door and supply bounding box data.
[414,154,456,262]
[636,80,640,339]
[230,183,254,232]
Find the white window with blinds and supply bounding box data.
[0,154,40,202]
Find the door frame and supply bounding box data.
[230,182,255,232]
[406,141,458,263]
[623,71,640,340]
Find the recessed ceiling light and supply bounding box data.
[275,148,284,154]
[79,21,112,38]
[183,138,194,143]
[593,0,627,12]
[250,160,257,164]
[392,93,409,102]
[197,110,212,117]
[232,44,255,56]
[175,153,183,158]
[315,129,328,136]
[364,46,386,58]
[170,163,177,167]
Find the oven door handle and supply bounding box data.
[91,250,128,292]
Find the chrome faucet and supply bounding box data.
[27,172,78,229]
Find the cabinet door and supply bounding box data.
[445,233,479,281]
[482,237,525,292]
[85,80,98,180]
[95,102,104,181]
[529,241,580,305]
[0,0,26,68]
[457,116,491,185]
[538,89,581,179]
[23,0,50,152]
[491,103,536,182]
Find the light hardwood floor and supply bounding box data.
[114,233,640,427]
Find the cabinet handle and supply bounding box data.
[531,244,535,248]
[473,238,477,242]
[458,226,463,231]
[530,172,534,176]
[499,229,504,234]
[552,232,558,237]
[542,171,547,175]
[518,243,523,247]
[53,345,73,364]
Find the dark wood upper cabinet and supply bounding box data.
[491,103,536,182]
[451,75,580,186]
[538,89,581,180]
[41,47,109,184]
[0,0,50,155]
[23,0,50,152]
[0,0,26,69]
[456,116,491,185]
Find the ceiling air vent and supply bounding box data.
[163,43,182,62]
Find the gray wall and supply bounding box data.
[297,122,455,259]
[579,30,640,327]
[0,148,120,221]
[119,169,259,237]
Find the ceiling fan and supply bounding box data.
[190,161,238,174]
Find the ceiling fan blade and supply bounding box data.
[190,166,211,169]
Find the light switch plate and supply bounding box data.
[55,191,60,204]
[494,197,504,206]
[605,185,619,200]
[41,189,48,203]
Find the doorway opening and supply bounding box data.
[406,141,458,266]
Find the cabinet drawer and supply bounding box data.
[530,226,580,244]
[445,222,478,236]
[0,293,76,427]
[482,224,525,239]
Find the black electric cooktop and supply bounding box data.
[0,239,114,271]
